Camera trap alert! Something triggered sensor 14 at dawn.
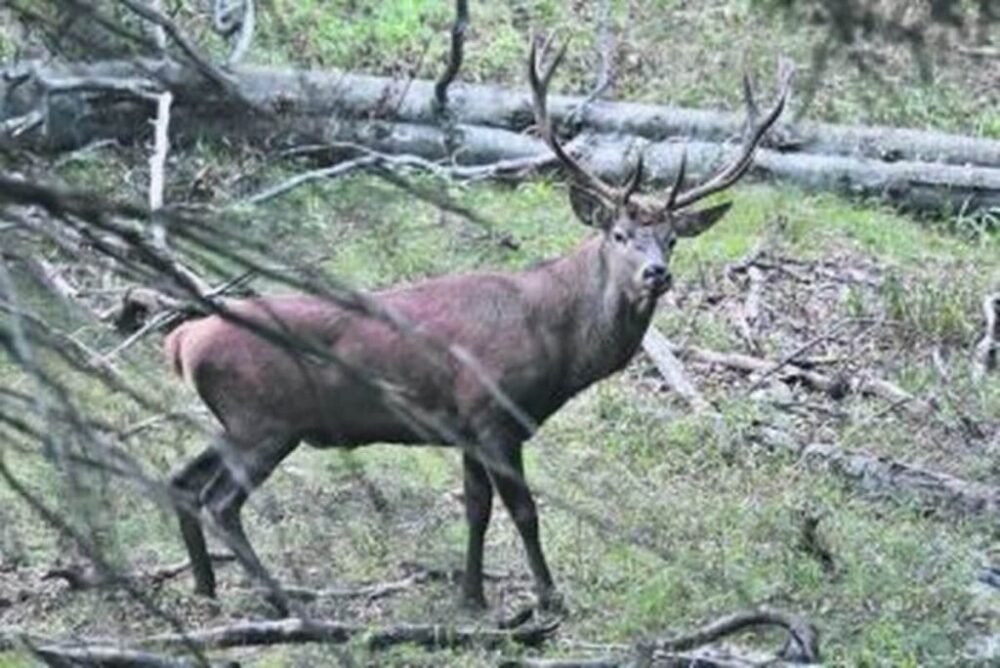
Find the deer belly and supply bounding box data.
[302,382,463,448]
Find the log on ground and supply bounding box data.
[4,60,1000,215]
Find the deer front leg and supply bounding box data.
[479,438,562,614]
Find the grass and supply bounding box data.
[3,0,1000,665]
[3,173,999,665]
[223,0,1000,136]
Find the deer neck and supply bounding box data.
[533,235,657,390]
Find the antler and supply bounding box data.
[528,35,623,206]
[668,59,794,210]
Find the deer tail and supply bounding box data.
[164,323,189,381]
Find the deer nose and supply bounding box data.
[643,264,669,288]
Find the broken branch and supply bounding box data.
[141,617,559,651]
[434,0,469,111]
[641,326,712,413]
[972,293,999,381]
[755,426,1000,518]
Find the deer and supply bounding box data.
[164,39,791,617]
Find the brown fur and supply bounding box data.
[163,196,729,616]
[167,235,656,446]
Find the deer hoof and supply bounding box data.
[538,588,566,615]
[193,578,217,599]
[261,592,291,618]
[459,591,489,612]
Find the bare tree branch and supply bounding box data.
[117,0,245,102]
[434,0,470,111]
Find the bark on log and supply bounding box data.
[641,327,712,413]
[139,617,558,651]
[4,60,1000,215]
[1,618,559,667]
[7,59,1000,167]
[755,427,1000,517]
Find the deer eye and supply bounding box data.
[612,229,628,244]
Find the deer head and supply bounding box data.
[529,37,792,306]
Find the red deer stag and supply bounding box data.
[165,40,791,615]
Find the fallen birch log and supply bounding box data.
[4,60,1000,215]
[8,59,997,167]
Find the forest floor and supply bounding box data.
[2,1,1000,666]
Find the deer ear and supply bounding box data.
[569,183,614,229]
[673,201,733,238]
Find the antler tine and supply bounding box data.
[529,36,620,205]
[664,147,687,210]
[669,61,794,210]
[742,70,760,127]
[622,152,644,202]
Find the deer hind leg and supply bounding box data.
[477,433,562,614]
[170,446,223,597]
[200,433,299,616]
[461,451,493,610]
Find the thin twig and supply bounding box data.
[243,143,557,208]
[245,156,380,205]
[118,0,245,102]
[956,45,1000,58]
[434,0,469,111]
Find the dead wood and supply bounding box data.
[502,606,820,667]
[645,607,819,662]
[674,342,931,413]
[32,645,197,668]
[2,618,558,666]
[734,265,765,352]
[138,616,558,652]
[641,327,712,413]
[972,293,999,381]
[957,45,1000,58]
[247,562,504,603]
[12,608,815,668]
[35,58,988,169]
[755,427,1000,518]
[42,553,236,591]
[434,0,469,111]
[5,60,1000,215]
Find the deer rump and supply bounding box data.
[166,271,625,449]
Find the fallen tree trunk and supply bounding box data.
[9,59,996,167]
[5,607,817,668]
[1,618,559,667]
[755,427,1000,518]
[4,60,1000,215]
